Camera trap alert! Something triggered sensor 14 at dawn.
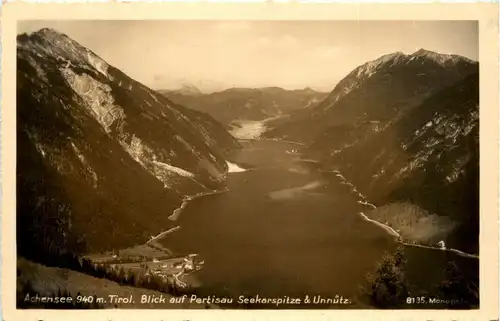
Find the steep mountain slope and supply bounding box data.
[264,50,478,143]
[17,28,241,262]
[159,87,327,126]
[308,72,479,253]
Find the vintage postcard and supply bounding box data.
[1,2,499,321]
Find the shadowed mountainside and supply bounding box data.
[308,72,479,253]
[17,28,241,261]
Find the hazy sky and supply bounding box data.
[18,20,478,93]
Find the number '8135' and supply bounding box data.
[406,296,427,304]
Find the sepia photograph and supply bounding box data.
[1,3,499,320]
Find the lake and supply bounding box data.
[160,139,478,308]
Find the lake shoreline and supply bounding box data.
[167,160,249,222]
[168,188,231,222]
[358,210,479,259]
[312,156,480,260]
[143,138,478,307]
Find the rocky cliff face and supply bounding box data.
[264,49,478,143]
[17,28,241,260]
[260,49,479,252]
[159,87,327,126]
[309,72,479,253]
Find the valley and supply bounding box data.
[81,139,478,309]
[158,87,327,127]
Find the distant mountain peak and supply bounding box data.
[302,86,318,93]
[178,84,202,96]
[161,84,203,96]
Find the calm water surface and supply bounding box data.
[160,140,401,307]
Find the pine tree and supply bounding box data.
[128,269,136,286]
[437,261,479,308]
[363,246,410,308]
[118,267,126,284]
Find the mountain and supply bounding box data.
[158,86,328,126]
[264,49,479,252]
[264,49,478,143]
[16,28,241,262]
[161,83,203,96]
[308,71,479,253]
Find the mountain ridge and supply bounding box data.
[318,48,477,114]
[159,86,328,125]
[264,49,478,143]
